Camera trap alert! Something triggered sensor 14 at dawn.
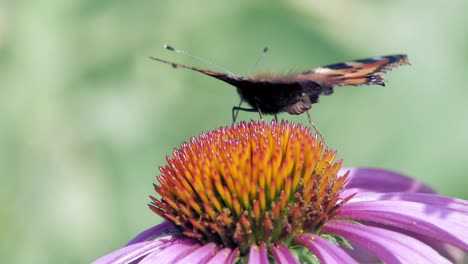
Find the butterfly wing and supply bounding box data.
[151,54,409,116]
[292,54,409,93]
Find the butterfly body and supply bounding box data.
[151,54,409,116]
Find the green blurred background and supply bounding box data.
[1,0,467,263]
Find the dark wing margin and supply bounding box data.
[292,54,410,88]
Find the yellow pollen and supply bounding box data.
[149,121,349,251]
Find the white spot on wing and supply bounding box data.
[313,67,332,73]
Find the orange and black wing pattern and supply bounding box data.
[293,54,409,92]
[151,53,409,116]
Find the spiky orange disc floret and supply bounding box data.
[149,121,349,253]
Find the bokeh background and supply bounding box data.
[1,0,467,263]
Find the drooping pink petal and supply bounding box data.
[139,240,201,263]
[126,221,178,245]
[93,241,159,264]
[175,243,223,263]
[339,243,380,263]
[337,199,468,250]
[343,223,466,263]
[93,236,196,264]
[347,192,468,213]
[395,227,467,264]
[248,243,269,264]
[294,233,358,264]
[324,221,451,264]
[225,248,240,263]
[206,248,234,264]
[270,242,300,264]
[340,167,435,194]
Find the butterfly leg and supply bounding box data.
[232,99,244,123]
[306,110,328,148]
[232,106,259,122]
[231,98,263,122]
[274,114,278,122]
[256,101,263,120]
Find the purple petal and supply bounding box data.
[324,221,451,264]
[174,243,223,263]
[294,233,358,264]
[248,243,269,264]
[340,243,380,263]
[226,247,239,263]
[93,236,196,264]
[395,227,467,263]
[347,192,468,213]
[337,198,468,249]
[270,242,300,264]
[93,241,160,264]
[206,248,234,264]
[139,240,200,263]
[126,221,178,245]
[342,225,467,263]
[355,219,468,263]
[419,239,467,264]
[340,167,435,194]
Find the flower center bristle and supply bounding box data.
[149,121,349,254]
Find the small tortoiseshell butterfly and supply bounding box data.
[151,46,409,122]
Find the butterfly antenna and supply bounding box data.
[249,46,269,73]
[306,111,328,148]
[164,44,235,75]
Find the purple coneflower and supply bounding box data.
[94,121,468,263]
